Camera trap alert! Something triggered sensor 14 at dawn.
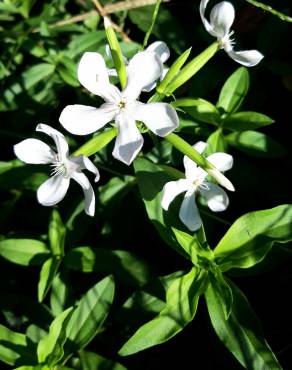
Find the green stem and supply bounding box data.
[73,127,117,157]
[143,0,162,49]
[164,42,219,95]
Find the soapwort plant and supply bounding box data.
[0,1,291,369]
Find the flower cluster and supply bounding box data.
[13,0,263,227]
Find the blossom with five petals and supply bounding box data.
[59,50,179,165]
[13,124,99,216]
[161,141,233,231]
[200,0,264,67]
[106,41,170,92]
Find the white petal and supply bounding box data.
[14,139,55,164]
[142,67,169,92]
[107,67,118,77]
[112,112,143,165]
[133,102,178,137]
[36,124,69,160]
[78,52,121,102]
[161,179,190,210]
[72,172,95,216]
[227,49,264,67]
[183,141,208,180]
[37,175,70,206]
[70,155,100,182]
[146,41,170,64]
[179,193,202,231]
[210,1,235,38]
[59,104,116,135]
[200,182,229,212]
[207,152,233,172]
[123,51,163,100]
[200,0,218,37]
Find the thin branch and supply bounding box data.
[91,0,131,42]
[104,0,170,14]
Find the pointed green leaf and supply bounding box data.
[37,307,74,366]
[79,350,127,370]
[0,324,36,366]
[209,271,233,319]
[214,205,292,271]
[226,130,287,158]
[172,98,220,125]
[217,67,249,113]
[38,256,61,302]
[48,210,66,257]
[66,275,115,350]
[223,111,274,131]
[119,268,207,355]
[206,128,227,154]
[0,239,49,266]
[205,279,282,369]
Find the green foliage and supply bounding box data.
[205,279,283,369]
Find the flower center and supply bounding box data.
[193,177,209,192]
[219,31,235,51]
[118,100,126,109]
[50,156,79,178]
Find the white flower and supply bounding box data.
[13,124,99,216]
[200,0,264,67]
[106,41,170,91]
[161,141,233,231]
[59,50,178,165]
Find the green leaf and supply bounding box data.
[37,307,74,367]
[217,67,249,113]
[172,98,220,125]
[0,324,36,366]
[48,210,66,257]
[66,275,115,350]
[119,268,207,355]
[205,279,282,370]
[209,271,233,319]
[0,160,23,175]
[0,239,49,266]
[79,350,127,370]
[22,63,55,90]
[157,47,192,94]
[223,112,274,131]
[99,176,136,208]
[64,246,152,287]
[57,57,78,87]
[50,272,69,317]
[38,257,61,302]
[206,128,227,154]
[133,157,189,258]
[226,130,287,158]
[214,205,292,271]
[165,42,219,95]
[67,31,106,58]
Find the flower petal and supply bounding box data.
[206,152,233,172]
[36,124,69,160]
[78,52,121,102]
[146,41,170,64]
[227,49,264,67]
[200,182,229,211]
[72,172,95,216]
[70,155,100,182]
[210,1,235,38]
[200,0,218,37]
[37,175,70,206]
[161,179,190,210]
[183,141,208,180]
[59,104,116,136]
[112,111,143,165]
[14,138,55,164]
[179,193,202,231]
[133,102,179,137]
[123,51,163,99]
